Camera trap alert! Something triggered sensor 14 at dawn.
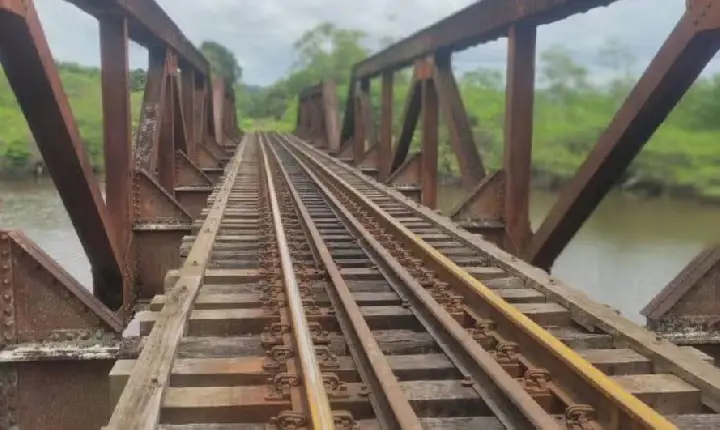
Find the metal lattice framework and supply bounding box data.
[0,3,240,426]
[0,0,241,314]
[296,0,720,269]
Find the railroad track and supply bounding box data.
[106,131,720,429]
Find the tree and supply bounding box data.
[242,23,369,123]
[540,45,590,104]
[201,41,242,84]
[130,69,147,92]
[461,69,504,91]
[596,38,636,101]
[290,23,368,87]
[597,38,635,78]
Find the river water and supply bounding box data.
[1,178,718,324]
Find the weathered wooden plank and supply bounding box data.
[614,374,702,415]
[106,136,249,429]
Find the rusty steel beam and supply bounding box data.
[158,61,177,195]
[353,79,372,164]
[352,0,616,79]
[135,48,169,173]
[390,72,422,173]
[173,75,189,155]
[526,7,720,269]
[0,230,124,429]
[205,78,217,140]
[503,23,537,253]
[194,79,208,147]
[65,0,209,76]
[434,53,485,188]
[100,14,133,284]
[212,78,225,144]
[299,82,323,100]
[312,95,326,143]
[351,96,364,162]
[0,2,124,310]
[296,100,305,132]
[359,81,375,149]
[643,247,720,323]
[379,72,393,181]
[421,77,439,209]
[182,68,197,158]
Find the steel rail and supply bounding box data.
[271,133,560,429]
[280,133,677,430]
[265,137,423,430]
[106,134,249,429]
[258,135,335,429]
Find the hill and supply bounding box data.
[0,62,144,175]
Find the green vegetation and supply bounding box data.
[201,41,243,84]
[0,62,145,175]
[2,29,720,202]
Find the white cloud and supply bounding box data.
[33,0,713,86]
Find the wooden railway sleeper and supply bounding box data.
[284,139,607,428]
[335,190,583,415]
[301,140,628,430]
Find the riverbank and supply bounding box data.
[437,168,720,207]
[3,159,719,208]
[4,178,719,324]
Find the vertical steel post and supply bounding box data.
[380,72,394,181]
[182,67,196,158]
[194,77,207,145]
[212,78,225,145]
[503,23,537,252]
[353,80,368,163]
[158,55,176,195]
[421,77,439,209]
[100,14,132,277]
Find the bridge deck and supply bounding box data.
[106,132,720,429]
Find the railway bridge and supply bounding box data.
[2,0,720,428]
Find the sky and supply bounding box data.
[33,0,706,86]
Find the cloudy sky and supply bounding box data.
[34,0,705,86]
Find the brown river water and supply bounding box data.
[1,178,719,324]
